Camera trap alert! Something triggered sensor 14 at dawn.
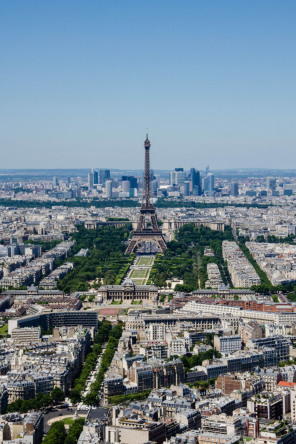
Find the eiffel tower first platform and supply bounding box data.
[125,135,167,254]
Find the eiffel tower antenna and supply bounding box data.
[125,135,167,254]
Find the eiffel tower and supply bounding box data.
[125,135,167,254]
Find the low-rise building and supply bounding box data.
[11,327,41,344]
[98,279,158,304]
[248,392,283,420]
[202,414,244,436]
[106,416,166,444]
[0,411,44,444]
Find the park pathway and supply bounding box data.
[127,256,155,285]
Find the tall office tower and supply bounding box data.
[122,180,131,193]
[52,176,59,187]
[266,177,276,191]
[151,179,158,194]
[155,174,161,187]
[88,171,94,190]
[122,176,138,189]
[105,180,113,198]
[75,187,82,198]
[204,172,215,196]
[169,171,175,186]
[99,170,104,184]
[99,169,111,185]
[205,165,210,176]
[190,168,201,195]
[175,168,186,186]
[181,181,190,196]
[170,168,186,186]
[93,169,99,185]
[230,182,239,197]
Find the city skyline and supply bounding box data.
[2,2,296,440]
[1,0,295,169]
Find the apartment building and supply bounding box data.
[205,263,223,289]
[214,335,242,354]
[222,241,261,288]
[139,341,169,360]
[182,301,296,325]
[247,392,283,420]
[106,417,166,444]
[247,336,291,364]
[216,373,264,396]
[11,327,41,344]
[0,385,8,414]
[202,414,244,436]
[0,411,44,444]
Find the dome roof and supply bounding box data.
[122,278,135,286]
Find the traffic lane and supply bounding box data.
[43,406,74,433]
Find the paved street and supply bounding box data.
[43,406,88,433]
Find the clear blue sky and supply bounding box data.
[0,0,295,170]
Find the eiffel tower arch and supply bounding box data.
[125,135,167,255]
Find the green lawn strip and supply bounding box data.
[60,418,75,425]
[130,269,148,278]
[108,390,151,405]
[136,257,154,266]
[0,324,8,335]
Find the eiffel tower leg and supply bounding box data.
[136,214,146,232]
[158,238,167,252]
[125,240,138,255]
[150,214,160,232]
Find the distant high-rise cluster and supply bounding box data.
[88,169,111,191]
[165,166,216,198]
[48,160,296,202]
[121,175,138,197]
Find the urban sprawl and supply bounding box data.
[2,147,296,443]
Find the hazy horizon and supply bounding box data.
[2,167,296,181]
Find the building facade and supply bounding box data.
[98,279,158,303]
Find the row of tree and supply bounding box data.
[69,320,113,403]
[83,323,123,405]
[149,224,234,291]
[24,239,62,252]
[58,225,133,293]
[108,390,151,405]
[0,198,140,209]
[236,242,296,295]
[0,197,272,210]
[69,321,122,405]
[155,198,271,209]
[7,387,65,414]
